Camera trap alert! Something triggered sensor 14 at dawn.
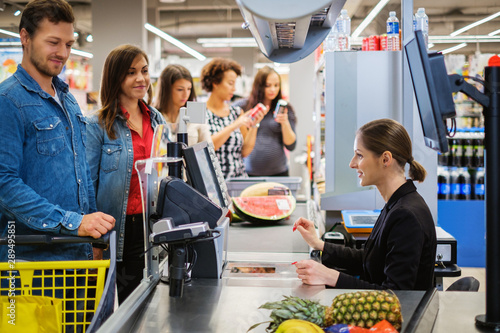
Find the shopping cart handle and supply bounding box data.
[0,233,110,245]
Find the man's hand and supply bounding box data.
[78,212,115,239]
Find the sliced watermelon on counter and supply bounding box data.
[232,195,296,223]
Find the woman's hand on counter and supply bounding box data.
[293,217,324,251]
[294,260,339,287]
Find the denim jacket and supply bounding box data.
[0,65,96,262]
[86,106,166,261]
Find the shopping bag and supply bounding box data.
[1,295,62,333]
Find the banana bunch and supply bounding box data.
[275,319,324,333]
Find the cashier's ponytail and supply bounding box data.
[357,118,427,182]
[408,158,426,183]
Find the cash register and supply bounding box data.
[142,104,231,298]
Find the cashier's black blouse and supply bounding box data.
[322,180,437,290]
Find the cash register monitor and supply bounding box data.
[405,30,456,153]
[183,141,230,209]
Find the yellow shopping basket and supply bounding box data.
[0,231,116,333]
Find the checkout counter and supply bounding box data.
[95,193,485,333]
[95,119,483,332]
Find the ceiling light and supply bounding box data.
[351,0,391,39]
[0,28,20,38]
[440,43,467,55]
[86,34,93,43]
[201,43,257,48]
[450,11,500,37]
[429,35,500,43]
[428,43,435,49]
[73,32,79,38]
[145,23,206,61]
[0,41,21,46]
[70,49,93,58]
[197,38,257,48]
[0,28,93,58]
[14,10,21,16]
[488,28,500,36]
[197,37,256,44]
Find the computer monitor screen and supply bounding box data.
[405,30,456,153]
[183,141,230,209]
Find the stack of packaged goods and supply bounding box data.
[437,129,485,200]
[361,9,429,52]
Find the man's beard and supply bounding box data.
[29,44,65,78]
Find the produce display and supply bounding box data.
[249,291,402,332]
[232,182,296,223]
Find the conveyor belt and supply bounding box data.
[228,202,310,253]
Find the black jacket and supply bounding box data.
[322,180,437,290]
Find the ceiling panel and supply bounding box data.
[0,0,498,56]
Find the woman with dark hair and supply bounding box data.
[233,66,297,176]
[154,64,211,146]
[86,44,166,303]
[294,118,437,290]
[201,58,264,178]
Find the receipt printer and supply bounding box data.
[155,177,223,228]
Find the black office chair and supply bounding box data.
[446,276,480,291]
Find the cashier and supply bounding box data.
[293,119,437,290]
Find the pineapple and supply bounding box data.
[256,291,402,332]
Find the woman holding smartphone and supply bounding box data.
[201,58,264,179]
[233,66,296,176]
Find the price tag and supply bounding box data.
[276,199,291,211]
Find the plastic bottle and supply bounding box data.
[462,131,474,167]
[324,25,337,52]
[458,167,472,200]
[447,137,453,166]
[474,167,485,200]
[386,11,400,51]
[414,8,429,49]
[336,9,351,51]
[473,130,484,167]
[449,135,463,167]
[449,166,460,200]
[437,166,450,200]
[438,145,450,166]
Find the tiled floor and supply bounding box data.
[442,267,486,292]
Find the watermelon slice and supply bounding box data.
[240,182,291,197]
[232,195,296,223]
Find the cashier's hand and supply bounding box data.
[293,217,324,251]
[79,212,115,239]
[295,260,340,287]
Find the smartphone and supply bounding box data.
[273,99,288,118]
